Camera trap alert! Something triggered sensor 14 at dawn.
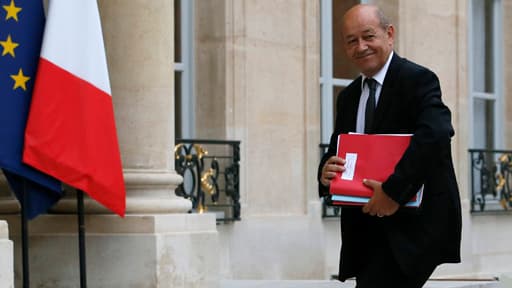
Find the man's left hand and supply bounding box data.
[362,179,399,217]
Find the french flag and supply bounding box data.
[23,0,126,217]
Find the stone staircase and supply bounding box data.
[221,279,500,288]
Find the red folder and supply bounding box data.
[328,133,422,207]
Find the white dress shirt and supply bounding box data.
[355,51,394,133]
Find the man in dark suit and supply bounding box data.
[318,4,462,288]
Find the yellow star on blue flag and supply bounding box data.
[10,68,30,90]
[0,34,19,57]
[3,0,21,22]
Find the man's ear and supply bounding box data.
[386,24,395,43]
[386,24,395,47]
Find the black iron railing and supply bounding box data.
[174,139,241,222]
[469,149,512,213]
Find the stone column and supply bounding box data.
[98,0,192,215]
[0,221,13,288]
[46,0,191,215]
[1,1,219,288]
[0,178,17,215]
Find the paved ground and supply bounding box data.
[220,280,501,288]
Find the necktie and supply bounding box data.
[364,78,377,134]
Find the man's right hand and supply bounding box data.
[320,156,346,187]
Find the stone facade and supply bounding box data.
[1,0,512,286]
[194,0,512,280]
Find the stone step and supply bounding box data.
[220,280,500,288]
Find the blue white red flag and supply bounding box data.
[24,0,126,217]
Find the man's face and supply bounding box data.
[342,6,394,77]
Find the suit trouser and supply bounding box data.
[354,223,437,288]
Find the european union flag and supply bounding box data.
[0,0,61,219]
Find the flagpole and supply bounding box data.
[77,189,87,288]
[21,180,30,288]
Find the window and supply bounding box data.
[174,0,195,139]
[319,0,366,144]
[469,0,503,149]
[319,0,367,217]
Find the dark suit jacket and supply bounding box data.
[318,53,462,280]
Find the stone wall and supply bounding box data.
[504,0,512,148]
[195,0,512,280]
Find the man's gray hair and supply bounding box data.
[376,7,391,29]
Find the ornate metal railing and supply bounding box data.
[319,143,342,218]
[469,149,512,213]
[174,139,241,222]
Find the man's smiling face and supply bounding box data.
[342,5,394,77]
